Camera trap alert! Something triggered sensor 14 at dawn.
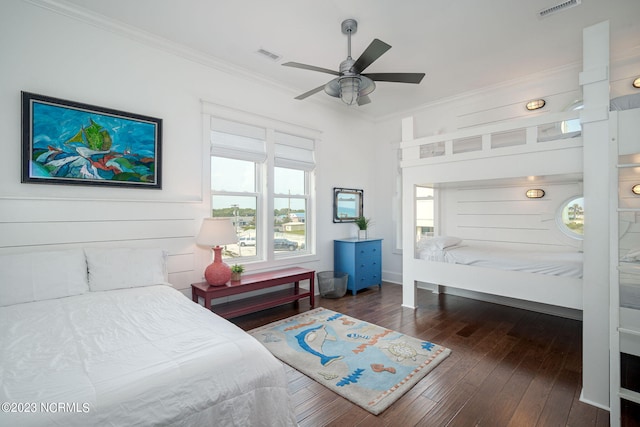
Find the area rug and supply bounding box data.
[248,307,451,415]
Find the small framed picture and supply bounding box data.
[21,91,162,189]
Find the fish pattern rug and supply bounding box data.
[248,307,451,415]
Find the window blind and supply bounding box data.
[210,117,267,162]
[274,131,315,171]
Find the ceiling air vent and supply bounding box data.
[256,48,281,62]
[538,0,581,18]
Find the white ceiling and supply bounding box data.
[60,0,640,119]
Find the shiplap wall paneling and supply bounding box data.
[0,198,201,291]
[441,181,583,250]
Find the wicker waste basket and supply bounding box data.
[317,271,348,298]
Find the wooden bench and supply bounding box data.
[191,267,315,319]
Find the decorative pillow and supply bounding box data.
[0,249,89,307]
[417,236,463,250]
[85,247,168,291]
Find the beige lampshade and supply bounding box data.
[196,218,237,247]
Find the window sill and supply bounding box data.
[242,253,320,274]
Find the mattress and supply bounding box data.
[0,285,296,427]
[418,245,583,278]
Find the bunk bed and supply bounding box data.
[400,20,639,318]
[402,100,640,314]
[400,110,586,311]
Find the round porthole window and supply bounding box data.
[557,196,584,239]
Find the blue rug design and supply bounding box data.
[249,307,451,415]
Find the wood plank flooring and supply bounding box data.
[230,282,611,427]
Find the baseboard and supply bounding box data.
[382,270,402,285]
[579,389,611,412]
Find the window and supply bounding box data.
[557,196,584,239]
[416,186,435,240]
[211,157,259,258]
[393,147,403,251]
[274,167,307,253]
[207,110,317,265]
[561,100,583,134]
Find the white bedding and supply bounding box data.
[418,245,583,278]
[0,285,296,427]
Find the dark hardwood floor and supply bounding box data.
[230,282,611,427]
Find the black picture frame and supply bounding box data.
[21,91,162,189]
[333,187,363,223]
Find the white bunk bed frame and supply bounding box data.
[400,110,584,311]
[399,21,614,322]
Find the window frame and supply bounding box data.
[415,185,436,241]
[273,166,311,259]
[203,102,319,270]
[210,157,262,262]
[556,195,584,240]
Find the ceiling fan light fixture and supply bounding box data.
[339,76,361,105]
[633,76,640,88]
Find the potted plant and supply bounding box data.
[354,216,371,239]
[230,264,245,282]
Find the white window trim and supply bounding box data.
[202,101,320,270]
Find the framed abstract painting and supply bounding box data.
[21,91,162,189]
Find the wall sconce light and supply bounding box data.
[633,184,640,195]
[526,99,546,111]
[634,77,640,89]
[526,189,545,198]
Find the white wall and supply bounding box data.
[438,179,584,251]
[0,0,376,293]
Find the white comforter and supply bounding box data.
[418,245,583,278]
[0,285,296,427]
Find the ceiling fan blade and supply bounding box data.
[294,84,326,100]
[282,62,340,76]
[357,95,371,106]
[363,72,425,84]
[351,39,391,73]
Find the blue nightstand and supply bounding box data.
[334,238,382,295]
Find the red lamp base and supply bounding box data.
[204,246,231,286]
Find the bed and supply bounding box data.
[417,237,583,278]
[400,107,587,312]
[0,248,297,427]
[401,100,639,312]
[398,19,640,318]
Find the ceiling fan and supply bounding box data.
[282,19,425,106]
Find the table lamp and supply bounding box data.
[196,218,237,286]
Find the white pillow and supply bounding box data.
[85,248,168,291]
[0,249,89,307]
[417,236,463,250]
